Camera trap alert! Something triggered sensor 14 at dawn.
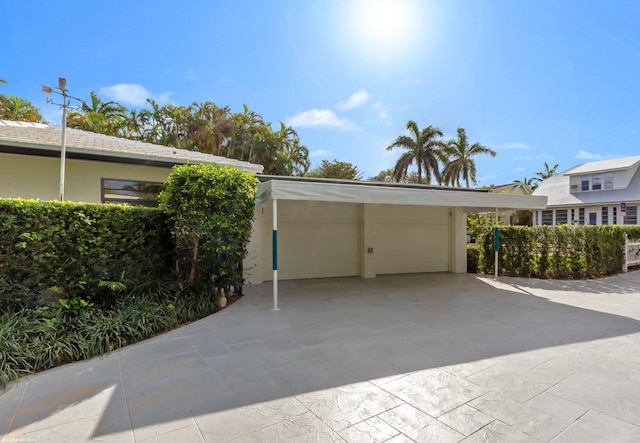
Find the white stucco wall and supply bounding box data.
[0,153,173,203]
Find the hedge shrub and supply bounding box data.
[0,199,171,310]
[159,164,258,290]
[477,225,640,279]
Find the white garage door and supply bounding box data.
[374,205,449,274]
[263,201,360,280]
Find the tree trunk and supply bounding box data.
[188,235,200,283]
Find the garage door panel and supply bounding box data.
[278,224,359,280]
[374,205,448,224]
[375,223,448,274]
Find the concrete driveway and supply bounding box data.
[2,272,640,442]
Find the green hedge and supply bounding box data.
[160,164,258,289]
[477,225,640,279]
[0,199,171,310]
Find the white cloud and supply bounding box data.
[286,109,359,131]
[335,89,370,111]
[575,150,605,160]
[309,149,332,158]
[99,83,173,107]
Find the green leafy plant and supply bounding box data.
[159,164,258,289]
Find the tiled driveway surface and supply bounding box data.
[2,272,640,442]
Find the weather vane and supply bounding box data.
[41,78,82,201]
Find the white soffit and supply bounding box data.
[256,180,548,211]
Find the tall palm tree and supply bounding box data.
[442,128,496,187]
[0,95,45,122]
[67,91,127,135]
[386,120,446,184]
[534,162,559,182]
[513,177,535,187]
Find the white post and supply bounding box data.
[494,207,499,280]
[624,233,628,273]
[272,199,280,311]
[59,102,68,201]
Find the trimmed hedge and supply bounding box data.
[478,225,640,279]
[160,164,258,289]
[0,199,171,310]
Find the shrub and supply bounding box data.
[0,199,171,310]
[478,225,628,278]
[159,164,258,290]
[467,244,481,273]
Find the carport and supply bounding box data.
[243,177,547,309]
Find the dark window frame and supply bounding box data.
[101,178,165,207]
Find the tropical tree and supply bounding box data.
[513,177,535,187]
[67,91,127,135]
[442,128,496,187]
[534,162,559,183]
[386,120,446,184]
[368,168,420,183]
[0,95,45,123]
[306,159,362,180]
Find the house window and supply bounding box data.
[581,176,590,191]
[624,206,638,225]
[602,207,609,225]
[592,175,602,190]
[101,179,164,206]
[541,210,553,226]
[604,173,613,190]
[613,207,617,225]
[578,208,585,225]
[555,209,568,225]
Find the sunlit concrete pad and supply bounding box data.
[2,271,640,442]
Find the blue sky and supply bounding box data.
[2,0,640,186]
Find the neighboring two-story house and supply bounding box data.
[532,156,640,226]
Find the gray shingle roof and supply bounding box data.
[0,120,263,173]
[534,163,640,207]
[566,156,640,176]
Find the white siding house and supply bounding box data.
[532,156,640,226]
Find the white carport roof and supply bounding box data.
[256,177,548,211]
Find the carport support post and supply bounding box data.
[494,207,499,280]
[272,199,280,311]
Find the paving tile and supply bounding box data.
[535,348,637,383]
[525,392,588,426]
[0,380,29,436]
[547,372,640,426]
[466,362,568,403]
[7,416,135,443]
[606,342,640,369]
[378,403,464,443]
[385,434,418,443]
[224,410,344,443]
[6,383,124,437]
[295,381,403,432]
[467,392,569,441]
[338,416,400,443]
[138,422,204,442]
[437,404,494,436]
[381,368,487,417]
[460,420,530,443]
[551,409,640,442]
[194,396,308,442]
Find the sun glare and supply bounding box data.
[347,0,422,61]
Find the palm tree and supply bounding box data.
[534,162,559,182]
[386,120,446,184]
[67,91,127,135]
[513,177,535,187]
[442,128,496,187]
[0,95,45,122]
